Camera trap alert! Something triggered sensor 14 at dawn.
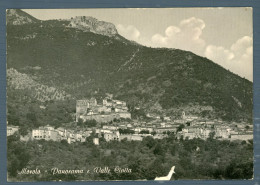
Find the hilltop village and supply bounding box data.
[76,96,131,123]
[7,96,253,144]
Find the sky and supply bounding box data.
[23,8,253,81]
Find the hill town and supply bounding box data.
[6,9,253,181]
[7,95,253,145]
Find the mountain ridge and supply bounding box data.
[68,16,118,37]
[6,9,253,124]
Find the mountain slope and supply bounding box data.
[6,9,253,123]
[6,9,39,25]
[7,68,72,102]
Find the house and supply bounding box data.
[230,134,253,141]
[119,134,143,141]
[186,126,201,134]
[118,112,131,119]
[200,128,213,139]
[44,125,55,131]
[230,130,239,135]
[174,119,185,124]
[164,117,171,121]
[215,128,230,139]
[181,111,199,121]
[7,125,19,136]
[183,132,197,140]
[100,128,113,134]
[56,127,67,137]
[98,106,111,113]
[118,125,127,129]
[146,127,154,133]
[83,130,93,137]
[32,128,59,141]
[153,134,167,139]
[103,99,113,107]
[165,123,173,128]
[67,136,76,144]
[134,127,141,133]
[93,138,99,145]
[75,133,83,141]
[155,127,177,134]
[127,123,133,128]
[103,125,117,130]
[160,122,166,127]
[104,131,120,142]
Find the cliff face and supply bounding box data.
[68,16,118,37]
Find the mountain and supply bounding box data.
[6,9,39,25]
[6,9,253,125]
[68,16,118,37]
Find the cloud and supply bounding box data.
[151,17,206,56]
[116,24,140,41]
[205,36,253,81]
[204,45,234,66]
[116,18,252,81]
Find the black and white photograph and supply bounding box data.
[6,8,253,181]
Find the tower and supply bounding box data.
[182,111,186,120]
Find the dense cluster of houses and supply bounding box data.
[7,109,253,144]
[6,96,253,143]
[76,97,131,123]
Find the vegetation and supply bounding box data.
[7,134,253,181]
[77,119,97,128]
[6,10,252,124]
[118,128,135,134]
[6,9,254,182]
[7,88,75,133]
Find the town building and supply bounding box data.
[76,97,131,123]
[32,126,59,141]
[230,134,253,141]
[7,125,19,136]
[93,138,99,145]
[119,134,143,141]
[104,130,120,142]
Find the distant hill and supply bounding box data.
[6,9,253,123]
[6,9,39,25]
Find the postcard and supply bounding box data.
[6,8,253,181]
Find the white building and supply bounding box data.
[7,125,19,136]
[93,138,99,145]
[32,127,59,141]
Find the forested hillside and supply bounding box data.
[8,134,253,181]
[6,10,253,125]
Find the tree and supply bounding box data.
[140,130,149,134]
[142,136,156,149]
[77,118,84,127]
[19,126,29,136]
[177,124,185,132]
[153,144,164,156]
[208,131,216,140]
[118,128,134,134]
[84,119,97,127]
